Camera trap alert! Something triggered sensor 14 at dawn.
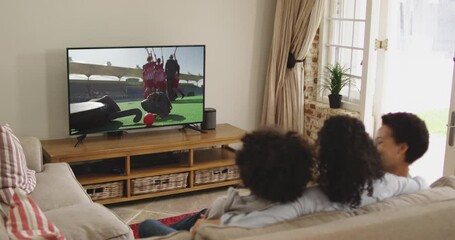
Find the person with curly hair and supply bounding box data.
[138,128,314,237]
[221,115,428,228]
[376,112,429,177]
[316,115,426,207]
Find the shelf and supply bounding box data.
[78,174,127,185]
[96,179,242,205]
[42,124,245,163]
[192,148,236,170]
[192,179,242,191]
[129,148,237,178]
[130,161,191,178]
[41,124,246,205]
[128,187,192,201]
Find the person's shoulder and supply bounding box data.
[299,186,328,202]
[377,172,429,189]
[304,186,324,195]
[376,172,401,185]
[410,175,429,189]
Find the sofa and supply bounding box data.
[142,176,455,240]
[0,137,134,240]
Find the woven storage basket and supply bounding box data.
[194,165,240,185]
[132,172,189,195]
[83,181,124,201]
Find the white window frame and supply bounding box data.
[318,0,369,112]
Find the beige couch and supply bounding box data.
[144,176,455,240]
[0,137,134,240]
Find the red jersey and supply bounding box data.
[143,62,156,81]
[154,63,165,83]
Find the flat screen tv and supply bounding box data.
[67,45,205,136]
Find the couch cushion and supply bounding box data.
[45,203,134,240]
[431,175,455,188]
[196,210,354,240]
[30,163,91,211]
[236,200,455,240]
[0,124,36,194]
[0,188,64,239]
[19,137,43,173]
[353,179,455,215]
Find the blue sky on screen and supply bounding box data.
[69,46,204,76]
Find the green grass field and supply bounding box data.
[416,108,449,135]
[70,95,203,135]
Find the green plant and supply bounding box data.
[320,63,351,95]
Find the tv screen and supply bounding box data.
[67,45,205,135]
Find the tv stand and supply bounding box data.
[180,124,207,134]
[41,124,244,205]
[74,134,87,147]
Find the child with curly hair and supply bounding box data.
[138,128,315,237]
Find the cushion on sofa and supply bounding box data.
[0,124,36,194]
[29,163,92,211]
[195,210,354,240]
[430,175,455,188]
[235,200,455,240]
[353,186,455,215]
[0,188,64,240]
[45,203,133,240]
[19,137,43,173]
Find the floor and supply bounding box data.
[107,186,249,225]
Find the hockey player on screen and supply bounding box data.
[142,55,156,99]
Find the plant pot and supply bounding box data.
[328,94,342,109]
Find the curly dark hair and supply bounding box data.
[381,112,429,164]
[236,128,314,203]
[317,115,384,207]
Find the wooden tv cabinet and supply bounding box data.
[41,124,245,204]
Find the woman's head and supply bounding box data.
[317,115,384,207]
[236,128,314,203]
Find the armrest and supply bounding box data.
[19,137,43,173]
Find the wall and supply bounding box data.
[303,31,360,143]
[0,0,276,139]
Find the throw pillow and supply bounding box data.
[0,124,36,194]
[0,188,65,240]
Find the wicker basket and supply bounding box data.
[194,165,240,185]
[83,181,124,201]
[131,172,189,195]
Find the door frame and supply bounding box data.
[444,57,455,176]
[359,0,380,136]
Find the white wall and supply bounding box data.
[0,0,276,139]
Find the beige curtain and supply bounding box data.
[261,0,324,133]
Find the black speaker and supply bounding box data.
[202,108,216,130]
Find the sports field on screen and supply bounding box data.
[70,95,203,135]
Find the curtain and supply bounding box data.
[261,0,324,133]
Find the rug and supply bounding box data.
[129,212,197,239]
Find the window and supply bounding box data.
[320,0,368,108]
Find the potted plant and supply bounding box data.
[320,63,351,109]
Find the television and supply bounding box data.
[66,45,205,136]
